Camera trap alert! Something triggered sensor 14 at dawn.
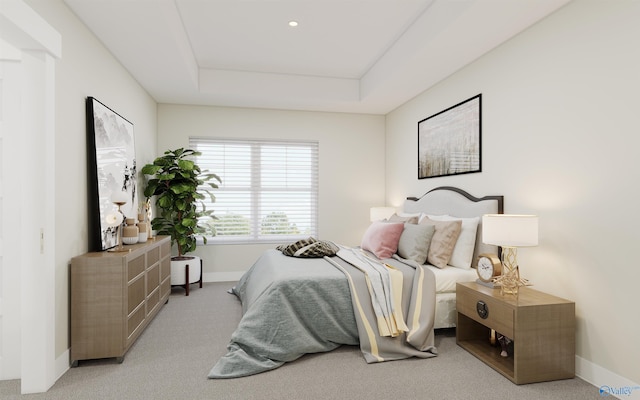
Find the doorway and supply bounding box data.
[0,0,60,393]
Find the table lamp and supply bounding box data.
[108,190,129,252]
[369,206,396,222]
[482,214,538,295]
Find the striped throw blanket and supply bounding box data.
[326,246,437,363]
[334,247,409,338]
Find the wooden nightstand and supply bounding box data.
[456,281,575,384]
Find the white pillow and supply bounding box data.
[426,215,479,269]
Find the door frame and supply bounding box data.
[0,0,60,394]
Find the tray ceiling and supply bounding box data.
[64,0,571,114]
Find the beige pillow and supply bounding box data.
[426,215,480,269]
[387,213,419,224]
[419,217,462,268]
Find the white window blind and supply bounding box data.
[189,137,319,243]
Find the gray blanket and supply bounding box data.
[208,249,436,379]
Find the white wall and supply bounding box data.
[24,0,158,361]
[386,0,640,387]
[157,104,386,279]
[21,0,639,391]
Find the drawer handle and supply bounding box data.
[476,300,489,319]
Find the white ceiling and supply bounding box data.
[63,0,571,114]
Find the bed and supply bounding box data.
[402,186,503,328]
[209,186,503,379]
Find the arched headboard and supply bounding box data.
[403,186,504,265]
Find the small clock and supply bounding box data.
[476,253,502,283]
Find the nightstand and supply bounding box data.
[456,281,575,384]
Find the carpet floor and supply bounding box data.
[0,282,601,399]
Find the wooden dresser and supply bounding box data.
[70,236,171,366]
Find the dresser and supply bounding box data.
[70,236,171,366]
[456,281,575,384]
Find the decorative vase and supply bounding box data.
[137,213,148,243]
[122,218,139,245]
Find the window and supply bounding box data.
[189,137,319,244]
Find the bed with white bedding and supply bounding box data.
[403,186,503,328]
[209,186,503,378]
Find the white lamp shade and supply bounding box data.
[482,214,538,247]
[111,190,129,205]
[370,206,396,222]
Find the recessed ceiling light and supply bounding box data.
[288,20,298,27]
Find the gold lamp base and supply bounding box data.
[492,247,529,296]
[493,266,528,295]
[108,246,131,253]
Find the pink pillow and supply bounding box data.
[361,221,404,259]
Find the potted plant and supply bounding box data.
[141,148,220,295]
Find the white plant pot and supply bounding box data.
[170,256,201,285]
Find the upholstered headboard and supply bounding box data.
[403,186,504,266]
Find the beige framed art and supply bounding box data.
[418,94,481,179]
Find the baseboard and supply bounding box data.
[203,271,245,283]
[55,349,70,383]
[576,355,640,399]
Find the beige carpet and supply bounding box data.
[0,282,601,399]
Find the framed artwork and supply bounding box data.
[418,94,481,179]
[86,97,137,251]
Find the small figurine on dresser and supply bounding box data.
[497,333,513,357]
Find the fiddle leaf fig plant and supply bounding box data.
[141,148,221,257]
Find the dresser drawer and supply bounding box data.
[457,285,514,338]
[127,254,145,282]
[127,275,145,315]
[147,264,160,293]
[147,246,160,266]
